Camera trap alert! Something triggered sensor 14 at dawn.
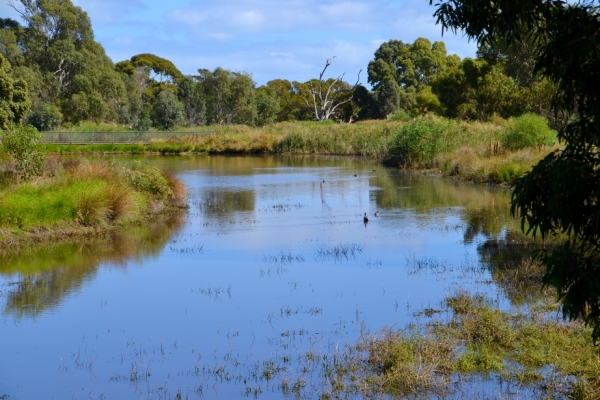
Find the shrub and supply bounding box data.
[387,109,411,122]
[501,113,556,150]
[26,104,63,131]
[0,124,44,180]
[123,160,172,199]
[386,116,457,167]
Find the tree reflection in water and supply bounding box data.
[1,212,185,319]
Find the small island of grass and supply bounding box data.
[0,125,187,247]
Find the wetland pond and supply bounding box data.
[1,155,537,399]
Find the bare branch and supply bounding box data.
[304,58,362,121]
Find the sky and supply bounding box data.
[1,0,477,86]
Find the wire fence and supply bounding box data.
[39,131,214,145]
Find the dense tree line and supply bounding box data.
[0,0,556,131]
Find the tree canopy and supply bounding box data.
[2,0,125,125]
[0,53,30,128]
[431,0,600,342]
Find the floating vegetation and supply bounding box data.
[193,284,232,300]
[169,243,204,255]
[262,250,305,266]
[406,254,452,275]
[314,243,364,262]
[431,223,466,233]
[367,257,383,267]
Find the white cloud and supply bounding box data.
[72,0,147,24]
[168,0,382,39]
[62,0,478,85]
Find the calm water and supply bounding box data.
[0,155,526,399]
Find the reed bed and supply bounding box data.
[37,114,558,185]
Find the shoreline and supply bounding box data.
[0,206,187,252]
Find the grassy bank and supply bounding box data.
[39,115,557,185]
[42,120,402,158]
[0,156,187,245]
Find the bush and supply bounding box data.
[386,116,457,167]
[501,113,556,150]
[26,104,63,131]
[0,124,44,180]
[123,160,172,199]
[387,109,411,122]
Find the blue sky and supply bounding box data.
[2,0,477,86]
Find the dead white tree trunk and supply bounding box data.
[305,57,361,121]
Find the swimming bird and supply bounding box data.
[363,212,369,223]
[354,174,357,177]
[375,211,379,217]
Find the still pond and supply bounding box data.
[0,155,530,399]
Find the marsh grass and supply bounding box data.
[314,243,364,261]
[38,117,557,185]
[290,291,600,399]
[0,156,187,241]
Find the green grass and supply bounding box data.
[0,179,102,228]
[0,157,187,241]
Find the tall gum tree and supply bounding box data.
[5,0,125,124]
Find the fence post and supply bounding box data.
[112,132,115,144]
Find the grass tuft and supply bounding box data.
[0,157,187,242]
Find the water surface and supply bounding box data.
[0,155,526,399]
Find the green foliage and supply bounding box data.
[151,90,184,130]
[352,85,377,120]
[0,124,44,179]
[198,67,257,125]
[134,109,152,131]
[123,160,172,200]
[260,79,311,121]
[501,113,556,150]
[255,89,280,126]
[413,86,443,116]
[431,0,600,343]
[130,53,183,82]
[177,75,205,126]
[3,0,125,126]
[368,38,454,91]
[387,109,411,122]
[386,116,457,167]
[26,104,63,131]
[0,158,185,233]
[374,77,401,118]
[0,53,31,128]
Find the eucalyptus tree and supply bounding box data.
[151,89,184,130]
[368,38,456,91]
[260,79,309,121]
[197,67,257,125]
[4,0,126,125]
[255,87,280,126]
[430,0,600,342]
[177,75,206,126]
[0,53,31,128]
